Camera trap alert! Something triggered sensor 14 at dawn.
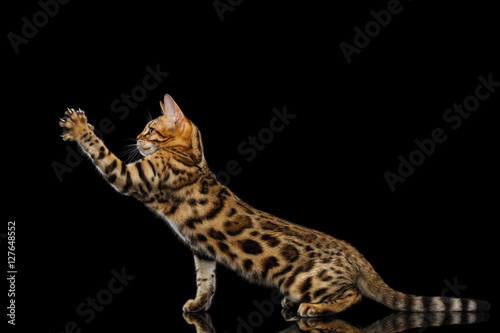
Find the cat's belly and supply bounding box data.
[161,215,189,243]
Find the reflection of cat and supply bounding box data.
[60,94,490,316]
[184,313,215,333]
[183,311,490,333]
[285,312,490,333]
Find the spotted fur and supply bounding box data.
[59,94,490,316]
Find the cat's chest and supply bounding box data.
[161,215,190,243]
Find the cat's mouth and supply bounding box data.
[137,140,158,156]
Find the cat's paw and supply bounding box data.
[183,298,210,313]
[59,108,94,141]
[282,296,299,309]
[297,303,321,317]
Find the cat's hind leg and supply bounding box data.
[183,253,216,312]
[297,287,362,317]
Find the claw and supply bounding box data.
[66,107,73,114]
[59,118,66,122]
[77,108,83,113]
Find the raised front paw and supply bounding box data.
[59,108,94,141]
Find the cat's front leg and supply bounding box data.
[59,109,151,197]
[183,253,216,313]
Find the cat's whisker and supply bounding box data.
[145,109,153,122]
[120,140,141,164]
[124,151,141,164]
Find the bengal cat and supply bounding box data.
[59,94,490,317]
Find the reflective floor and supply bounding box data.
[183,311,490,333]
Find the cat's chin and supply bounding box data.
[138,144,157,156]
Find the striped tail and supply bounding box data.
[355,258,491,312]
[362,312,491,333]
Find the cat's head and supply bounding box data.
[136,94,206,168]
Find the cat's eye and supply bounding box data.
[149,128,154,134]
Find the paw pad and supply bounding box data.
[59,107,92,141]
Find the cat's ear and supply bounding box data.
[160,94,185,132]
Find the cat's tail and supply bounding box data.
[354,255,490,312]
[362,312,490,333]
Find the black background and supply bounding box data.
[4,0,499,332]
